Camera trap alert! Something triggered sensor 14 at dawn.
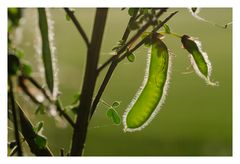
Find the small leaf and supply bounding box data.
[35,104,45,115]
[107,108,121,125]
[112,101,120,108]
[22,63,32,76]
[127,52,135,62]
[163,24,171,34]
[34,121,44,133]
[128,8,138,17]
[34,134,47,149]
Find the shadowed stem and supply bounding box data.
[8,76,23,156]
[70,8,108,156]
[64,8,90,47]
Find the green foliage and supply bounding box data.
[107,107,121,125]
[163,24,171,34]
[34,134,47,149]
[128,8,139,17]
[112,101,121,108]
[35,104,46,115]
[34,121,44,133]
[8,8,22,32]
[126,51,135,62]
[22,63,32,76]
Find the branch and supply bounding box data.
[97,8,168,73]
[18,75,75,128]
[56,98,75,127]
[8,77,23,156]
[70,8,108,156]
[64,8,90,47]
[90,10,178,118]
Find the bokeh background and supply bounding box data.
[9,8,232,156]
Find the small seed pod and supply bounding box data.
[123,38,171,132]
[181,35,218,86]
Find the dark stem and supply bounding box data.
[8,76,23,156]
[64,8,90,47]
[56,98,75,127]
[70,8,108,156]
[90,10,178,118]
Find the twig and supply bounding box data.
[18,75,74,127]
[8,77,23,156]
[70,8,108,156]
[56,98,75,127]
[64,8,90,47]
[90,10,178,118]
[97,8,167,73]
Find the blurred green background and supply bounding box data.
[10,8,232,156]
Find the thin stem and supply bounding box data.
[56,98,75,128]
[70,8,108,156]
[97,8,168,73]
[90,10,178,118]
[159,31,182,38]
[64,8,90,47]
[18,75,74,127]
[8,77,23,156]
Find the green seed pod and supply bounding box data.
[123,38,171,132]
[181,35,218,86]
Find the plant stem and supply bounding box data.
[56,98,75,127]
[70,8,108,156]
[90,10,178,118]
[97,8,168,73]
[64,8,90,47]
[8,76,23,156]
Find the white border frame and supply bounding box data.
[0,1,239,163]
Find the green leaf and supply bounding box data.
[8,8,22,28]
[128,8,138,17]
[34,121,44,133]
[35,104,45,115]
[127,52,135,62]
[107,108,121,125]
[22,63,32,76]
[38,8,54,93]
[34,134,47,149]
[112,101,120,108]
[8,54,20,76]
[163,24,171,34]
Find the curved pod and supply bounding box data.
[181,35,217,86]
[123,38,171,132]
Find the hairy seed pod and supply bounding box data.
[123,38,171,132]
[181,35,218,86]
